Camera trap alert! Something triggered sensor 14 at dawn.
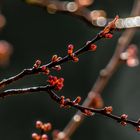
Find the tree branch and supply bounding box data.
[1,86,140,133]
[0,15,118,89]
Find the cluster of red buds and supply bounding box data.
[59,96,81,108]
[41,66,50,75]
[59,95,94,116]
[67,44,79,62]
[86,41,97,51]
[103,106,113,114]
[32,121,52,140]
[99,15,119,39]
[59,96,70,108]
[51,55,62,62]
[51,55,62,71]
[120,114,128,126]
[47,75,64,91]
[33,60,41,69]
[33,60,50,75]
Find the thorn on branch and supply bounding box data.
[32,120,52,140]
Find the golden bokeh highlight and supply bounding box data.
[47,4,57,14]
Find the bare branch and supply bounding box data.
[0,16,118,89]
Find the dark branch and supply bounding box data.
[0,30,101,89]
[0,86,139,130]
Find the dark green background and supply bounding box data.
[0,0,140,139]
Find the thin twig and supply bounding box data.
[0,15,119,90]
[47,90,140,130]
[0,34,100,89]
[0,85,52,98]
[0,86,139,132]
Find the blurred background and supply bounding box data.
[0,0,140,139]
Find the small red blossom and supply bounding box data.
[73,96,81,104]
[121,114,128,120]
[59,96,71,108]
[32,121,52,140]
[72,56,79,62]
[33,59,41,69]
[104,106,113,114]
[67,44,79,62]
[41,134,48,140]
[136,126,140,132]
[36,120,43,129]
[48,75,64,91]
[89,44,97,51]
[43,123,52,132]
[41,66,50,75]
[86,41,97,51]
[32,133,40,140]
[120,114,128,126]
[60,96,65,107]
[68,44,74,55]
[104,33,113,39]
[51,55,58,62]
[51,55,62,62]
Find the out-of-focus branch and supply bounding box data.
[26,0,107,28]
[54,0,140,140]
[26,0,140,29]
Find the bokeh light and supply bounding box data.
[115,16,140,28]
[0,14,6,29]
[66,2,78,12]
[0,40,13,67]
